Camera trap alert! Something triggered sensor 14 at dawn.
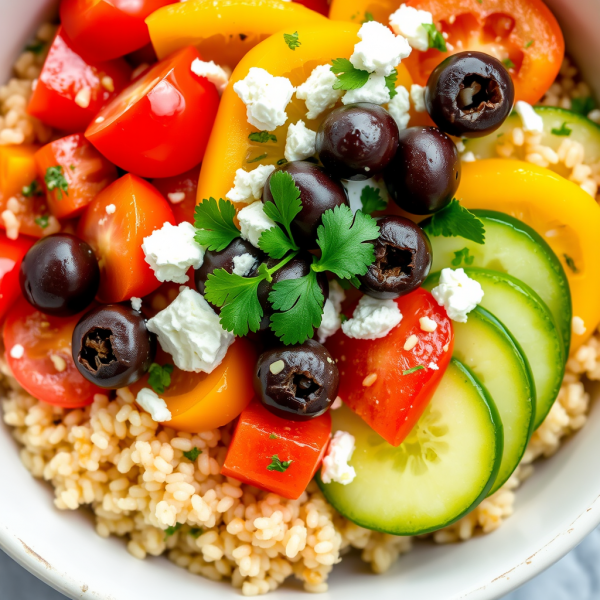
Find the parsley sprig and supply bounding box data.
[423,199,485,245]
[45,166,68,200]
[283,31,301,51]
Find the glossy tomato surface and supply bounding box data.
[326,288,453,447]
[77,174,175,303]
[151,165,200,225]
[85,46,220,178]
[4,298,102,407]
[0,234,35,322]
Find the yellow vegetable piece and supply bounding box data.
[147,0,328,69]
[197,21,413,203]
[330,0,395,23]
[457,159,600,351]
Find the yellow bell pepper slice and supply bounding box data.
[330,0,395,23]
[197,21,414,203]
[458,159,600,351]
[147,0,328,69]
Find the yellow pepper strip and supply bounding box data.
[329,0,395,23]
[147,0,328,69]
[458,159,600,351]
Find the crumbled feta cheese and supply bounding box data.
[168,192,186,204]
[284,120,317,162]
[232,253,257,276]
[136,388,172,423]
[342,295,402,340]
[389,4,434,52]
[428,362,439,371]
[131,297,142,312]
[387,85,411,130]
[233,67,295,131]
[331,396,343,410]
[572,316,587,335]
[350,21,411,77]
[191,58,230,95]
[142,221,204,284]
[9,344,24,359]
[226,164,275,203]
[419,316,437,332]
[105,203,116,215]
[342,176,390,214]
[410,83,426,112]
[343,73,390,106]
[147,288,234,373]
[296,64,343,120]
[404,334,418,351]
[462,151,476,162]
[431,268,484,323]
[321,431,357,485]
[318,280,346,343]
[237,201,276,248]
[515,101,544,133]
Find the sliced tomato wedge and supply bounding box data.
[4,298,102,407]
[77,174,175,303]
[151,165,200,225]
[0,234,35,323]
[34,133,118,220]
[222,400,332,500]
[85,46,220,178]
[326,288,453,447]
[27,27,132,133]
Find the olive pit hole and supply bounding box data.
[457,75,502,112]
[79,327,116,372]
[379,245,414,279]
[292,374,321,399]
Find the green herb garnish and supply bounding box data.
[189,528,203,538]
[403,365,425,375]
[164,523,182,540]
[502,58,515,69]
[276,158,288,166]
[384,68,398,100]
[524,39,534,49]
[247,153,268,164]
[361,12,374,24]
[422,23,447,52]
[284,31,301,51]
[451,247,475,267]
[183,447,202,462]
[551,122,572,136]
[44,166,68,200]
[148,363,174,395]
[34,215,49,229]
[194,197,241,252]
[267,455,292,473]
[249,131,277,143]
[564,254,578,273]
[423,199,485,245]
[269,434,278,439]
[360,186,387,214]
[331,58,369,91]
[22,180,42,197]
[25,40,45,54]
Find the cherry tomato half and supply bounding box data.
[0,234,35,323]
[4,297,102,407]
[77,174,175,303]
[151,165,200,225]
[85,46,220,178]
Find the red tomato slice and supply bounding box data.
[326,288,453,447]
[295,0,330,16]
[4,298,102,408]
[60,0,175,62]
[34,133,118,220]
[402,0,564,104]
[151,165,200,225]
[27,27,132,133]
[85,47,220,178]
[222,400,332,500]
[77,174,175,303]
[0,234,34,323]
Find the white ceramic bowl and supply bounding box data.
[1,1,599,598]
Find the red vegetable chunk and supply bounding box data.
[152,165,201,225]
[0,233,35,323]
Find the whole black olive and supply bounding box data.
[315,103,399,181]
[262,161,348,249]
[254,339,339,420]
[72,305,156,389]
[384,126,460,215]
[19,233,100,317]
[425,51,515,138]
[358,215,432,299]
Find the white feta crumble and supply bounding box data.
[147,288,235,373]
[389,4,434,52]
[321,431,357,485]
[428,362,439,371]
[232,253,257,276]
[237,201,276,248]
[131,297,142,312]
[387,85,411,130]
[343,73,390,106]
[233,67,295,131]
[318,280,346,343]
[431,268,484,323]
[342,295,402,340]
[191,58,230,95]
[9,344,24,359]
[572,316,587,336]
[142,221,204,284]
[284,120,317,162]
[461,151,476,162]
[295,64,343,120]
[105,203,116,215]
[419,316,437,332]
[226,164,275,203]
[342,176,390,214]
[168,192,186,204]
[515,101,544,133]
[136,388,172,423]
[350,21,411,77]
[410,83,426,112]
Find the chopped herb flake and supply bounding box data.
[564,254,578,273]
[384,68,398,100]
[422,23,447,52]
[189,528,203,538]
[44,166,68,200]
[249,131,277,143]
[283,31,301,51]
[34,214,50,229]
[403,365,425,375]
[524,39,534,49]
[267,455,292,472]
[451,247,475,267]
[148,363,174,395]
[247,153,268,163]
[183,447,202,462]
[164,523,182,539]
[269,433,278,439]
[360,186,387,214]
[331,58,370,91]
[361,12,374,24]
[551,122,572,136]
[571,97,596,116]
[276,158,288,166]
[502,58,515,69]
[25,40,45,54]
[22,180,42,197]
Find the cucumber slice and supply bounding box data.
[317,359,503,536]
[427,210,572,350]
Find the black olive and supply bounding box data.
[425,51,515,138]
[384,126,460,215]
[358,215,432,299]
[19,233,100,317]
[254,339,339,420]
[315,103,399,181]
[72,305,156,389]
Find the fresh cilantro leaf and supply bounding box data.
[313,205,379,279]
[283,31,301,51]
[249,131,277,143]
[571,97,596,116]
[45,166,68,200]
[269,433,278,439]
[34,215,49,229]
[564,254,578,273]
[551,122,572,136]
[423,199,485,245]
[360,186,387,214]
[194,197,240,252]
[164,523,182,539]
[331,58,370,91]
[361,11,374,23]
[267,455,292,472]
[247,153,268,163]
[22,180,42,197]
[148,363,174,394]
[422,23,447,52]
[403,365,425,375]
[451,247,474,267]
[263,171,301,238]
[384,68,398,100]
[259,227,298,259]
[189,528,203,538]
[524,39,534,49]
[183,447,202,462]
[502,58,515,69]
[25,40,45,54]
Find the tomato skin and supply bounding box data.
[222,400,332,500]
[77,174,175,303]
[0,234,35,323]
[34,134,118,220]
[295,0,330,16]
[4,298,103,408]
[60,0,175,62]
[85,46,220,178]
[326,288,453,447]
[151,165,200,225]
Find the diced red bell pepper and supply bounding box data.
[0,233,35,323]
